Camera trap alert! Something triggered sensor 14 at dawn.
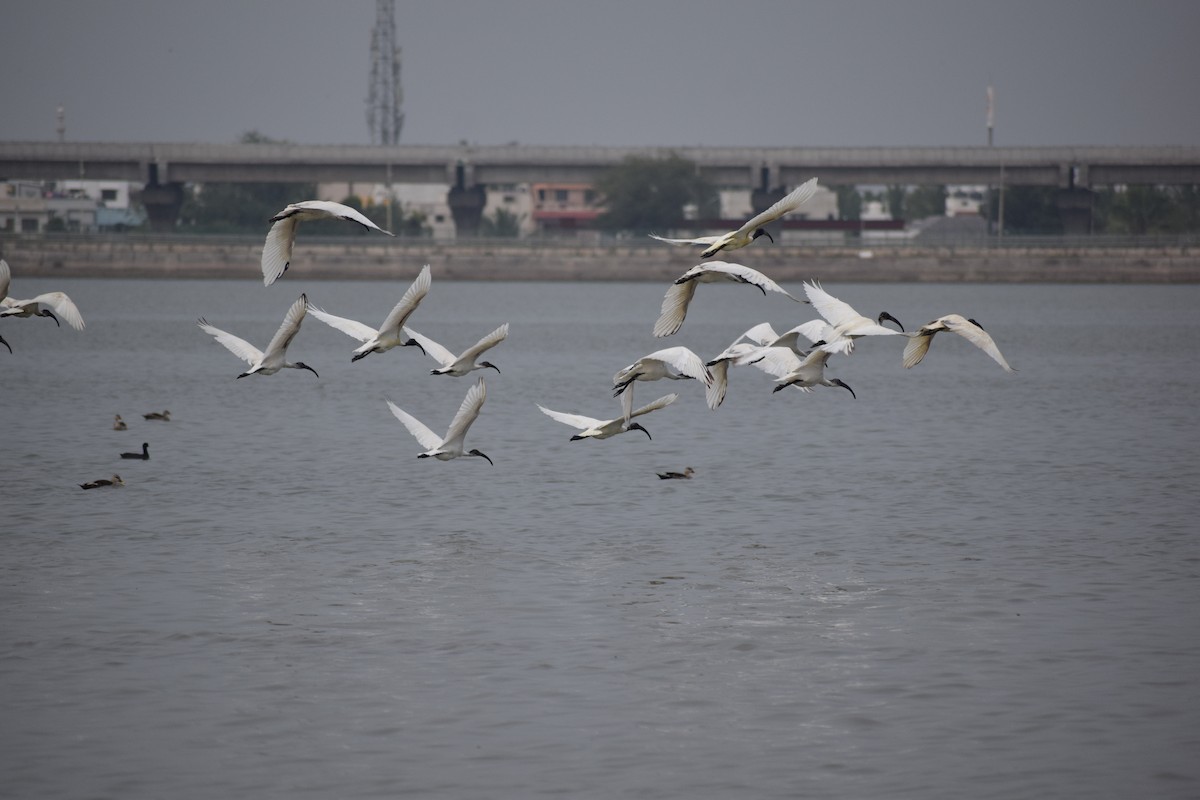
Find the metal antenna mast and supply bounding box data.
[367,0,403,145]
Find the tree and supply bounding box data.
[480,207,523,238]
[833,186,862,221]
[594,154,717,234]
[179,131,316,233]
[907,185,949,220]
[885,185,907,220]
[998,186,1063,235]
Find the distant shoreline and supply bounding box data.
[3,236,1198,283]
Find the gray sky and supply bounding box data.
[3,1,1198,148]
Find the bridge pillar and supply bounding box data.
[1056,188,1094,235]
[135,181,184,231]
[446,161,486,236]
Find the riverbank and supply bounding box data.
[3,235,1198,282]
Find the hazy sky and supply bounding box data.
[3,1,1198,148]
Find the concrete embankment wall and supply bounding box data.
[3,236,1199,283]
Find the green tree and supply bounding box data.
[594,153,717,234]
[833,186,862,221]
[1102,185,1174,235]
[907,185,949,220]
[885,185,907,220]
[179,131,316,233]
[480,207,524,238]
[998,186,1063,235]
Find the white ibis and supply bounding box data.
[261,200,394,286]
[801,280,904,355]
[307,264,431,362]
[652,261,804,337]
[407,323,509,376]
[903,314,1015,372]
[649,178,819,258]
[386,378,492,464]
[197,294,318,378]
[537,392,678,441]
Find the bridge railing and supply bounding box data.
[3,230,1198,251]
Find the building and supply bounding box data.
[0,179,145,232]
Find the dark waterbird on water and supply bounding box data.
[80,474,124,490]
[657,467,695,480]
[121,443,150,460]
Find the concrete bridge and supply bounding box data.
[4,140,1199,232]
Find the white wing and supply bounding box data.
[197,319,263,366]
[803,280,863,329]
[261,215,299,286]
[735,178,819,236]
[261,294,309,359]
[441,378,487,450]
[457,323,509,364]
[537,405,606,431]
[306,305,377,343]
[648,233,723,247]
[648,346,713,386]
[629,393,678,419]
[0,259,9,300]
[386,400,443,451]
[696,261,801,301]
[902,333,934,369]
[937,315,1015,372]
[653,280,699,337]
[744,348,803,379]
[377,264,431,334]
[286,200,395,235]
[404,327,457,367]
[22,292,85,330]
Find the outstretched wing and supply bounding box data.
[25,292,85,330]
[803,280,863,328]
[441,378,487,450]
[629,393,678,419]
[648,233,723,247]
[386,399,443,451]
[261,215,299,286]
[0,259,10,300]
[262,294,309,359]
[458,323,509,363]
[378,264,431,334]
[735,178,819,236]
[197,319,263,366]
[701,261,801,301]
[653,280,699,337]
[941,315,1015,372]
[306,305,377,343]
[647,346,713,386]
[537,405,605,432]
[404,327,457,367]
[289,200,395,235]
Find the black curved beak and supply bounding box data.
[878,312,904,332]
[0,334,10,354]
[43,309,61,327]
[482,361,500,374]
[472,449,494,466]
[299,363,320,378]
[405,338,427,355]
[630,423,651,440]
[753,228,774,244]
[834,379,856,399]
